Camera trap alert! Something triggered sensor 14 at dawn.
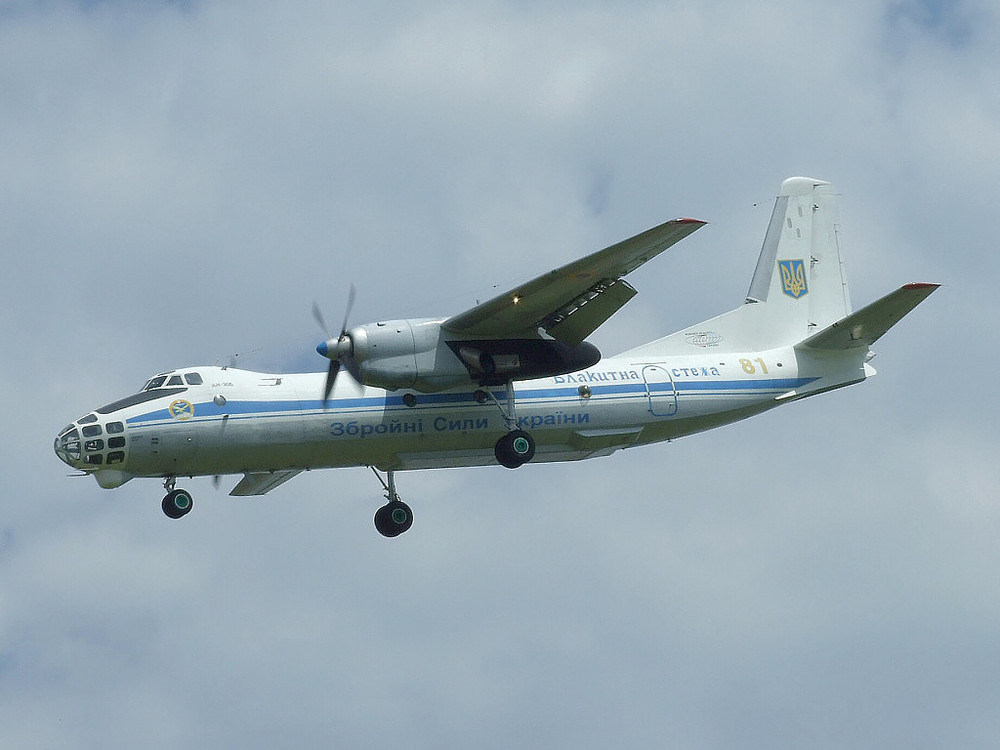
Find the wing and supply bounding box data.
[442,218,706,344]
[229,469,302,496]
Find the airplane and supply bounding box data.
[54,177,938,537]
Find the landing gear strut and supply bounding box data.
[371,468,413,538]
[161,476,193,519]
[488,380,536,469]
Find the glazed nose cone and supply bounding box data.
[54,425,82,468]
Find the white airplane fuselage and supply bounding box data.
[56,344,866,490]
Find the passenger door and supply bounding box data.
[641,365,678,417]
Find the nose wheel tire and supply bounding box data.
[494,429,535,469]
[374,499,413,538]
[162,489,194,519]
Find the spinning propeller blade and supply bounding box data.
[323,359,340,406]
[315,284,358,409]
[340,284,356,340]
[311,301,330,338]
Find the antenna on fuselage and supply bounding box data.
[215,353,239,370]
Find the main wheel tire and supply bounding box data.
[374,499,413,538]
[494,429,535,469]
[162,489,194,519]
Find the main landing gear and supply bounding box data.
[161,476,193,519]
[371,468,413,538]
[494,429,535,468]
[488,380,535,469]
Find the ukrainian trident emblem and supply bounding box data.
[778,259,808,298]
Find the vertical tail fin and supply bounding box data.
[743,176,851,344]
[623,177,853,356]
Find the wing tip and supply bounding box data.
[676,217,707,225]
[901,282,940,291]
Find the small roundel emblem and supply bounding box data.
[169,400,194,420]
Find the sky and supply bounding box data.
[2,0,998,747]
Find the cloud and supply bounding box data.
[2,2,997,748]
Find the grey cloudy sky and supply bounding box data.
[2,1,997,747]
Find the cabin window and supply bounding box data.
[106,422,124,434]
[184,372,203,385]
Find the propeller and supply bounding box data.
[314,284,360,408]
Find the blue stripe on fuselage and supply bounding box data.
[125,377,819,427]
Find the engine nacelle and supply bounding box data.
[345,318,602,392]
[348,319,468,391]
[446,338,601,386]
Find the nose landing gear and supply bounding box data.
[161,477,193,519]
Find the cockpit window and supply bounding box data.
[184,372,203,385]
[166,375,183,386]
[106,421,124,434]
[143,376,167,391]
[78,414,98,424]
[96,387,187,415]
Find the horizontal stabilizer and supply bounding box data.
[230,469,302,496]
[799,283,939,350]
